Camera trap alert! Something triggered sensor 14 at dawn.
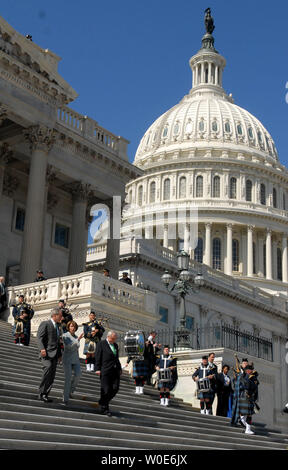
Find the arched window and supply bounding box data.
[149,181,156,203]
[283,193,286,211]
[248,127,254,140]
[260,184,266,205]
[237,124,243,135]
[229,177,237,199]
[196,175,203,197]
[163,178,170,200]
[138,186,143,206]
[162,125,168,138]
[232,239,239,271]
[224,121,231,133]
[273,188,277,208]
[194,238,203,263]
[199,120,205,132]
[277,247,282,281]
[179,176,186,199]
[212,120,218,132]
[128,189,132,204]
[213,176,220,198]
[213,238,221,270]
[246,180,252,202]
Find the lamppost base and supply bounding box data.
[174,327,191,350]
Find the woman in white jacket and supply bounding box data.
[62,321,84,405]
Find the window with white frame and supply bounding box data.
[196,175,203,197]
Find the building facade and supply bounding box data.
[0,16,141,285]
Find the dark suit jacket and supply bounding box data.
[95,339,122,375]
[216,373,232,394]
[37,319,62,359]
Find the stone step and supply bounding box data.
[0,385,286,444]
[0,427,230,450]
[1,320,286,450]
[0,408,285,449]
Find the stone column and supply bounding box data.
[282,235,288,283]
[247,225,254,277]
[163,224,169,248]
[68,182,91,275]
[272,239,278,280]
[204,222,211,266]
[266,229,272,280]
[19,126,55,284]
[106,197,121,279]
[257,236,264,277]
[226,223,233,276]
[184,223,190,252]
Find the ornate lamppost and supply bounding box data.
[161,250,204,349]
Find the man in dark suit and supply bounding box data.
[37,307,63,402]
[95,330,122,416]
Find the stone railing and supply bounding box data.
[7,271,158,335]
[87,238,177,266]
[57,105,129,161]
[8,271,156,312]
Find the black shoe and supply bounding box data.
[39,394,52,403]
[100,407,112,416]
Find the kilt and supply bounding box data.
[231,373,256,424]
[132,359,148,378]
[197,390,215,401]
[238,396,255,416]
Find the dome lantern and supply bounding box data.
[189,8,226,95]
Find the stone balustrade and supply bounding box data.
[57,105,129,161]
[7,271,158,334]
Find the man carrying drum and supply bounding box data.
[192,355,217,415]
[155,345,177,406]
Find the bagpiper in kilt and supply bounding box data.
[192,355,217,415]
[82,311,105,371]
[231,363,259,435]
[12,295,34,346]
[155,345,177,406]
[126,344,149,395]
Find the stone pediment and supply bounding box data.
[0,16,77,104]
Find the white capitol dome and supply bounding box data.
[135,92,278,166]
[123,18,288,295]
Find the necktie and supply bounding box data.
[110,343,116,356]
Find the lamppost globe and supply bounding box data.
[179,270,191,282]
[161,270,172,287]
[177,250,190,271]
[194,272,204,287]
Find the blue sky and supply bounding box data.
[1,0,288,167]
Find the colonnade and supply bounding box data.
[161,221,288,282]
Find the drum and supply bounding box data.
[124,330,145,360]
[157,368,172,383]
[196,377,211,393]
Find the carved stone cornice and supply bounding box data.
[3,173,19,197]
[46,164,57,185]
[23,125,56,153]
[0,142,13,165]
[66,181,92,203]
[47,192,58,212]
[0,105,8,125]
